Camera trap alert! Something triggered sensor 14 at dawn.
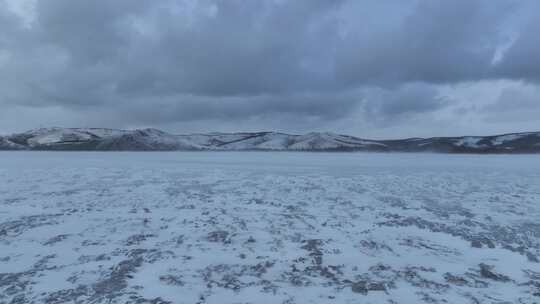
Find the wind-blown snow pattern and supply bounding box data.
[3,127,540,153]
[1,152,539,303]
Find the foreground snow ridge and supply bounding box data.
[1,127,540,152]
[0,153,539,303]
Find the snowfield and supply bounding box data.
[1,152,540,304]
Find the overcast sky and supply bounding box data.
[1,0,539,138]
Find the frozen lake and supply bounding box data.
[1,152,540,303]
[2,151,540,173]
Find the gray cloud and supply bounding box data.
[494,2,540,81]
[482,84,540,122]
[335,0,513,86]
[362,84,450,117]
[0,0,539,135]
[111,92,361,125]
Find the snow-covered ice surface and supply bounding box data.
[1,152,540,304]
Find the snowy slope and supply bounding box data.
[0,136,25,150]
[96,128,201,151]
[179,132,389,151]
[6,128,198,151]
[454,137,487,148]
[215,132,293,150]
[288,132,387,150]
[7,128,125,149]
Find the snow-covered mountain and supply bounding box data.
[5,128,200,151]
[2,127,540,153]
[0,136,24,150]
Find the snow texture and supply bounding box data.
[1,152,540,303]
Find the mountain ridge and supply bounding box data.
[1,127,540,153]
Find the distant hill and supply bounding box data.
[1,127,539,153]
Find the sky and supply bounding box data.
[1,0,539,138]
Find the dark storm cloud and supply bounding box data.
[113,0,342,97]
[0,0,539,134]
[335,0,513,86]
[494,2,540,82]
[1,1,342,102]
[363,84,450,117]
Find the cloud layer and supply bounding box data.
[1,0,539,136]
